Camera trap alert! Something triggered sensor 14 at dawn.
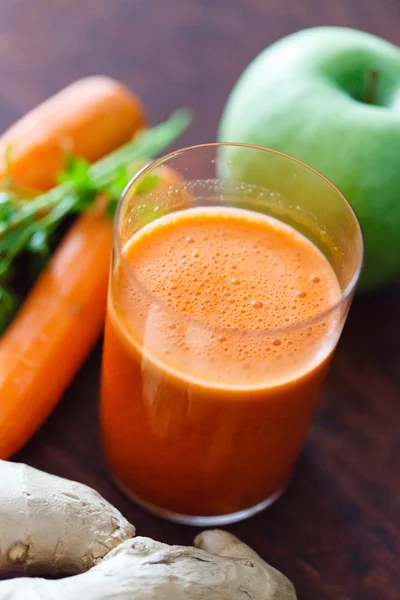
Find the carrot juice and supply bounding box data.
[101,204,344,521]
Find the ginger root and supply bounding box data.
[0,461,296,599]
[0,460,135,576]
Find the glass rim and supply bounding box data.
[114,142,364,335]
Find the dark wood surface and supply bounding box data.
[1,1,399,598]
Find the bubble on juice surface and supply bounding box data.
[251,300,263,309]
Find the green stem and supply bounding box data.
[362,68,379,105]
[90,108,191,187]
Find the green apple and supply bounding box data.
[219,27,400,290]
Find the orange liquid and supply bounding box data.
[101,206,341,517]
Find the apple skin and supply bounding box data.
[219,27,400,290]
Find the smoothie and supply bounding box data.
[101,206,342,518]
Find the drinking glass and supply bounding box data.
[101,143,363,525]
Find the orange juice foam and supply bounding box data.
[114,206,341,388]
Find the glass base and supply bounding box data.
[113,476,287,526]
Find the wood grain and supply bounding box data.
[0,0,398,598]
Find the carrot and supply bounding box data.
[0,203,112,458]
[0,76,145,191]
[0,166,183,459]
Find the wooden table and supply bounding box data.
[1,1,399,598]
